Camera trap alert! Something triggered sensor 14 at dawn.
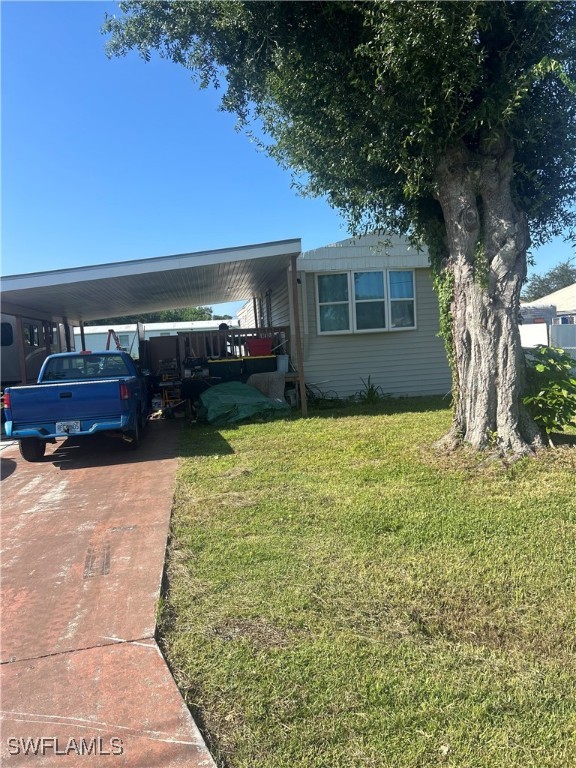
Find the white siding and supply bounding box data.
[301,269,452,397]
[269,272,291,327]
[73,326,139,354]
[237,272,291,328]
[237,301,256,327]
[300,233,430,271]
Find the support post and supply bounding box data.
[290,253,307,417]
[252,297,259,329]
[80,321,86,351]
[15,315,27,385]
[43,321,52,355]
[63,320,72,352]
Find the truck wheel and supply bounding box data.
[19,438,46,462]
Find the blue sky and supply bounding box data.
[2,1,573,315]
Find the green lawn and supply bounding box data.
[159,399,576,768]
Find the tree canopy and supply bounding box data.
[85,306,215,325]
[522,259,576,302]
[104,1,576,249]
[103,1,576,452]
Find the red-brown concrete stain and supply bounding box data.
[0,423,216,767]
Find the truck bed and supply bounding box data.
[6,378,136,438]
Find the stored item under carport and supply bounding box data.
[207,358,243,380]
[245,338,273,356]
[243,355,277,375]
[199,381,289,425]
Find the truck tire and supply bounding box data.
[124,418,140,450]
[19,438,46,462]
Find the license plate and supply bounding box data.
[55,420,81,435]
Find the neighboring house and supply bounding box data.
[520,282,576,360]
[246,234,452,399]
[532,282,576,318]
[520,281,576,324]
[73,320,239,357]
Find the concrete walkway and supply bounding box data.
[1,422,216,767]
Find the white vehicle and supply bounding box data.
[1,313,67,387]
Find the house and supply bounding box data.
[1,240,301,387]
[520,282,576,360]
[525,282,576,318]
[2,235,452,401]
[242,234,452,399]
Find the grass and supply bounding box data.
[158,399,576,768]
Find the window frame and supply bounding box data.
[387,270,417,331]
[24,322,41,348]
[316,272,352,335]
[315,269,417,335]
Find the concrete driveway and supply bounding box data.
[0,422,216,767]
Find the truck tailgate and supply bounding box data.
[9,379,127,425]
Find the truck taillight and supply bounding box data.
[120,383,130,401]
[3,392,10,409]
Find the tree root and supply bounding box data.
[434,427,545,459]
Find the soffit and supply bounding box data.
[1,240,301,324]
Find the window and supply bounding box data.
[354,272,386,330]
[317,273,350,332]
[316,270,416,334]
[118,334,130,351]
[24,323,40,347]
[1,322,13,346]
[48,324,59,347]
[389,271,416,328]
[42,354,130,381]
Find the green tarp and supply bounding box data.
[198,381,290,425]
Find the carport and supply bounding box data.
[1,241,307,765]
[1,239,307,413]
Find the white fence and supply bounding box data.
[520,323,576,362]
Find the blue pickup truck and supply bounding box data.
[4,351,149,461]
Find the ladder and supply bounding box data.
[105,329,123,351]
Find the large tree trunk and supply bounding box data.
[434,142,544,454]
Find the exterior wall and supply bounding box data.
[269,272,291,327]
[236,271,290,328]
[300,233,430,271]
[301,268,452,398]
[519,304,557,325]
[237,302,255,327]
[73,325,139,355]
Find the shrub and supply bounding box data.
[523,345,576,435]
[355,376,391,404]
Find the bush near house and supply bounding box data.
[524,345,576,437]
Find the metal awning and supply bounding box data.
[1,239,301,324]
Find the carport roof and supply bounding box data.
[1,239,301,324]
